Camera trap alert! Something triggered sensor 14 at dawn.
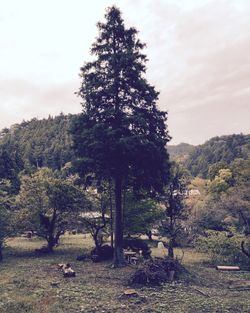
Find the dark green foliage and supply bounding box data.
[71,6,169,190]
[0,179,15,260]
[71,6,170,266]
[0,142,22,192]
[192,198,230,232]
[0,114,75,176]
[195,231,250,266]
[90,245,114,262]
[186,134,250,178]
[123,193,164,237]
[17,168,85,252]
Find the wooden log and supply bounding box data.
[216,266,240,271]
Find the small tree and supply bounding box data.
[71,6,170,266]
[79,186,110,250]
[123,192,164,239]
[208,168,233,196]
[17,168,85,252]
[161,163,189,258]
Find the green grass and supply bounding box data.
[0,234,250,313]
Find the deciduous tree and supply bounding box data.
[17,168,85,252]
[123,193,164,238]
[161,163,189,258]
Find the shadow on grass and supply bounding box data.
[4,245,87,261]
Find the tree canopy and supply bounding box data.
[17,168,85,252]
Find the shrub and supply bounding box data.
[175,228,194,248]
[90,245,114,262]
[195,230,250,266]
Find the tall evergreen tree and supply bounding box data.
[71,6,170,266]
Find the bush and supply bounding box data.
[90,245,114,262]
[195,230,250,266]
[175,229,194,248]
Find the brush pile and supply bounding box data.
[130,257,185,286]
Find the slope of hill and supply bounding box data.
[185,134,250,178]
[0,114,76,181]
[1,114,249,183]
[167,143,194,162]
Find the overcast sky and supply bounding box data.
[0,0,249,145]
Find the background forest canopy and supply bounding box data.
[0,114,249,184]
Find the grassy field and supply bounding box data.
[0,234,250,313]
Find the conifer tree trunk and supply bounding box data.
[113,176,124,266]
[109,185,114,249]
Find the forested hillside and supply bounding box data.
[168,143,194,162]
[185,134,250,178]
[0,114,75,187]
[1,115,249,185]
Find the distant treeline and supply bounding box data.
[185,134,250,178]
[168,135,250,178]
[1,114,249,188]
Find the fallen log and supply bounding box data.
[216,266,240,271]
[58,263,76,277]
